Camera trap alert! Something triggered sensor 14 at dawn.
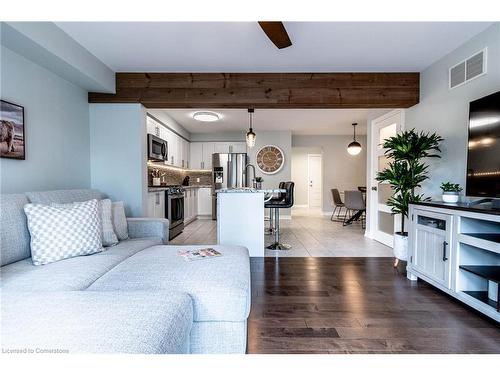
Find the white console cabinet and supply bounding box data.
[408,203,500,322]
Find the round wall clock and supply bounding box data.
[256,145,285,174]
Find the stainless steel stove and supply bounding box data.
[165,185,185,239]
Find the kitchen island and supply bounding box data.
[216,188,285,257]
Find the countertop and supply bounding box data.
[216,188,286,194]
[412,201,500,216]
[148,185,211,192]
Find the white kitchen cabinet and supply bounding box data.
[181,139,190,169]
[214,142,231,153]
[184,190,190,222]
[231,142,247,153]
[147,120,160,136]
[184,188,200,224]
[202,142,214,170]
[411,210,453,289]
[214,142,246,154]
[191,188,198,218]
[147,191,165,219]
[197,187,212,216]
[190,142,203,170]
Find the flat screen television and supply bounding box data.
[466,90,500,198]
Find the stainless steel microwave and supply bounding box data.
[147,134,168,161]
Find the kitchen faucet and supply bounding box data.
[245,163,257,188]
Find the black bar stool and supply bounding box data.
[266,181,295,250]
[265,182,285,235]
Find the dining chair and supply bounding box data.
[343,190,366,228]
[330,188,345,221]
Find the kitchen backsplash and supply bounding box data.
[147,164,212,186]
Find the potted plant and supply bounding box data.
[440,182,462,203]
[376,129,443,267]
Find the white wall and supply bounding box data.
[292,135,367,212]
[1,22,115,92]
[406,23,500,199]
[250,131,293,217]
[89,104,147,217]
[0,46,91,193]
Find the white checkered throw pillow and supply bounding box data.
[24,199,103,266]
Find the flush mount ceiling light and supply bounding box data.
[246,109,256,148]
[192,111,220,122]
[347,123,362,156]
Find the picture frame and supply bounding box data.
[0,99,25,160]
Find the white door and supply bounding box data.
[369,110,404,247]
[190,143,203,169]
[307,154,322,208]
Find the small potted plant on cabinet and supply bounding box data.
[440,182,462,203]
[376,129,443,267]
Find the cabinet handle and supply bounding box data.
[442,241,448,261]
[155,192,160,205]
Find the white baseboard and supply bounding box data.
[197,214,212,219]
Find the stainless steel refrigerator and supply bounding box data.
[212,153,248,219]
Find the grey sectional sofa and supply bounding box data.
[1,189,251,354]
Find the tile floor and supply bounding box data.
[171,208,392,257]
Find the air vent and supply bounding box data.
[449,48,487,89]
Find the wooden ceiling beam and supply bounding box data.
[89,72,419,108]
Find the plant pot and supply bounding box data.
[442,191,459,203]
[393,232,408,261]
[152,177,161,186]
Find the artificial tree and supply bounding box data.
[376,129,443,236]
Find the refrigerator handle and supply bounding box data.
[227,157,232,188]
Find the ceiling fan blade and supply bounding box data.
[258,21,292,49]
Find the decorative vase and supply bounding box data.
[442,191,459,203]
[152,177,161,186]
[393,233,408,261]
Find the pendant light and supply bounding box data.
[246,108,256,148]
[347,122,362,155]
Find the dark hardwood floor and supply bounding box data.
[247,257,500,354]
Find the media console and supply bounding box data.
[408,201,500,322]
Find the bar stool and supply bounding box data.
[265,182,285,235]
[266,181,295,250]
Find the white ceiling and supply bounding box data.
[153,108,390,135]
[56,22,491,72]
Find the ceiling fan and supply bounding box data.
[258,21,292,49]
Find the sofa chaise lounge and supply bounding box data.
[1,189,251,354]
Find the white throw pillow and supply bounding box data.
[24,199,103,266]
[112,201,128,240]
[99,199,119,247]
